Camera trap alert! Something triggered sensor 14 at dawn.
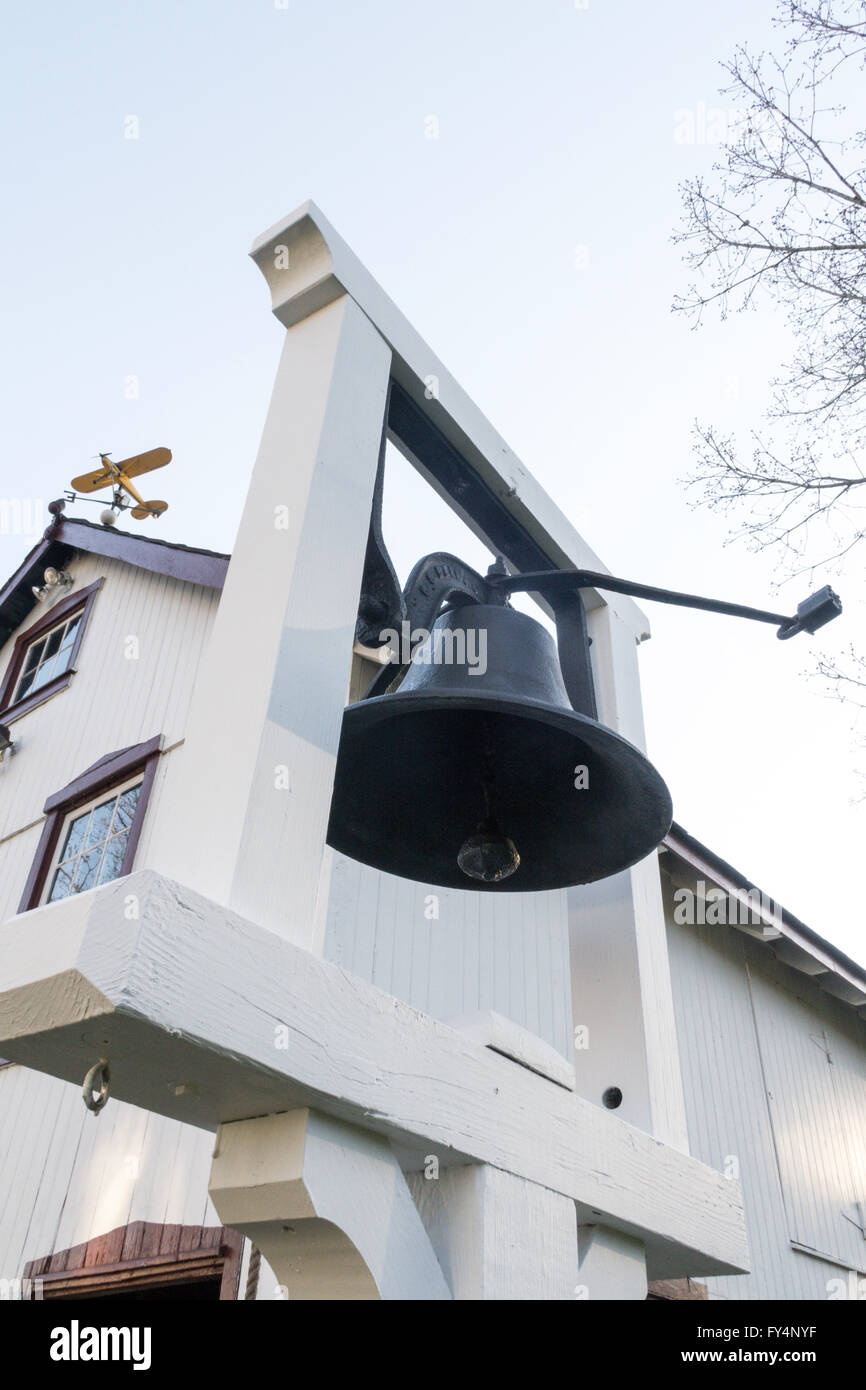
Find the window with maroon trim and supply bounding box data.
[0,577,103,724]
[19,736,162,913]
[46,776,144,902]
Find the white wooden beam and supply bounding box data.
[569,604,690,1153]
[250,201,650,638]
[208,1109,450,1300]
[146,292,391,948]
[446,1009,575,1089]
[0,870,748,1280]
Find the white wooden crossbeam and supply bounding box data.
[0,871,748,1281]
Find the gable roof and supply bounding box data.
[0,516,229,653]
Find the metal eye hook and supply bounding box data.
[82,1060,111,1116]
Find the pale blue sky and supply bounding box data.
[1,1,862,957]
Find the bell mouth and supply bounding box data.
[327,689,673,892]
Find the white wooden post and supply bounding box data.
[571,603,690,1154]
[409,1164,579,1300]
[148,293,391,950]
[565,604,692,1296]
[578,1225,648,1301]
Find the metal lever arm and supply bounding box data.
[488,570,842,641]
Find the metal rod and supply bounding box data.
[489,568,793,628]
[64,491,131,511]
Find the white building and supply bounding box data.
[0,205,861,1301]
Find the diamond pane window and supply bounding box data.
[47,782,143,903]
[14,614,83,701]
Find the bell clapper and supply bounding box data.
[457,818,521,883]
[457,744,521,884]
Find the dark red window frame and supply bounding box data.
[18,735,162,913]
[0,577,104,724]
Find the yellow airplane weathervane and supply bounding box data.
[69,447,171,521]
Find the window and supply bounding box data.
[0,577,103,723]
[18,736,162,913]
[13,612,82,702]
[46,778,143,902]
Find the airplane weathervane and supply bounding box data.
[67,447,171,523]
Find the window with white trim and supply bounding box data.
[45,776,143,903]
[14,613,82,703]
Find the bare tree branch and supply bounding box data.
[674,0,866,581]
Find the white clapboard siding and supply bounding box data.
[324,653,573,1055]
[0,548,229,1281]
[0,1066,219,1282]
[0,552,220,921]
[0,823,43,927]
[747,966,866,1274]
[324,850,573,1057]
[663,874,866,1300]
[0,553,220,841]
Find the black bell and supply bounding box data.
[327,603,673,892]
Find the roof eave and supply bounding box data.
[0,518,230,656]
[662,822,866,1017]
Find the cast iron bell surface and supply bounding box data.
[327,604,673,892]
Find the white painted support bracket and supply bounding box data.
[0,871,749,1283]
[209,1109,450,1300]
